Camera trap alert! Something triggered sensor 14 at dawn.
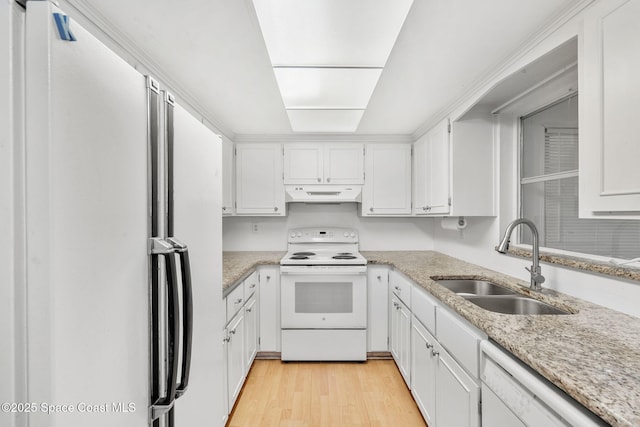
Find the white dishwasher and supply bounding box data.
[480,341,608,427]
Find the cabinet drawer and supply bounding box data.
[244,271,258,299]
[226,282,245,324]
[436,305,487,377]
[412,285,437,334]
[389,270,412,308]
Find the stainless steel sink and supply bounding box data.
[464,295,571,315]
[435,279,516,296]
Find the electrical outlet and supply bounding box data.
[251,223,259,233]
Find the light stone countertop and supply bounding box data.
[223,250,640,426]
[222,251,285,296]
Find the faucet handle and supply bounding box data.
[525,266,546,284]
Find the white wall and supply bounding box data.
[223,203,435,251]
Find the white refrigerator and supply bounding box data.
[23,2,224,426]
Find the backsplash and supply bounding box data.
[222,203,435,251]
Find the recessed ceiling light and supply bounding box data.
[252,0,414,132]
[253,0,414,67]
[274,67,383,109]
[287,110,365,133]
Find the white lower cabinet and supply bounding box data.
[436,343,480,427]
[223,268,267,416]
[387,267,484,427]
[224,309,245,411]
[411,317,437,426]
[390,294,411,386]
[244,294,258,372]
[367,266,389,352]
[258,266,280,352]
[411,314,480,427]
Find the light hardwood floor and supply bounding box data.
[227,360,427,427]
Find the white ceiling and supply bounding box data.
[64,0,579,139]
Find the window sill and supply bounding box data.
[504,246,640,283]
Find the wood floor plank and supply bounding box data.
[227,360,427,427]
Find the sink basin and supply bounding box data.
[435,279,516,296]
[464,295,571,315]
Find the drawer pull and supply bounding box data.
[235,298,243,304]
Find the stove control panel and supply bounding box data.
[288,227,358,243]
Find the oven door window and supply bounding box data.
[295,282,353,314]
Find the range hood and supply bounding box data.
[285,185,362,203]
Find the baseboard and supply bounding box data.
[256,351,282,360]
[256,351,392,360]
[367,351,393,360]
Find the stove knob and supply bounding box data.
[350,232,356,238]
[343,231,349,237]
[290,232,296,238]
[296,232,302,237]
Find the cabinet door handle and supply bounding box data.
[274,206,278,212]
[223,336,230,343]
[369,207,374,212]
[317,178,321,183]
[246,307,253,313]
[266,275,271,280]
[431,349,439,357]
[249,284,256,289]
[394,286,401,291]
[327,177,331,183]
[235,298,243,305]
[426,343,433,349]
[377,275,381,280]
[229,328,236,335]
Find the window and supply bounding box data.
[520,94,640,259]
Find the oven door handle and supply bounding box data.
[280,268,367,276]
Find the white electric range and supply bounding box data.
[280,227,368,361]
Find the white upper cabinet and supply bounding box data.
[222,138,234,215]
[413,114,494,217]
[284,143,364,185]
[362,143,412,216]
[413,119,451,215]
[235,143,285,215]
[283,143,323,184]
[324,143,364,184]
[579,0,640,218]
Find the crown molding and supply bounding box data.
[233,133,414,144]
[59,0,236,140]
[411,0,594,140]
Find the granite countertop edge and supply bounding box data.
[222,251,286,296]
[223,250,640,427]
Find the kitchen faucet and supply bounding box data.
[496,218,546,291]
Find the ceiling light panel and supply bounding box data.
[252,0,414,67]
[287,110,365,133]
[274,67,382,109]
